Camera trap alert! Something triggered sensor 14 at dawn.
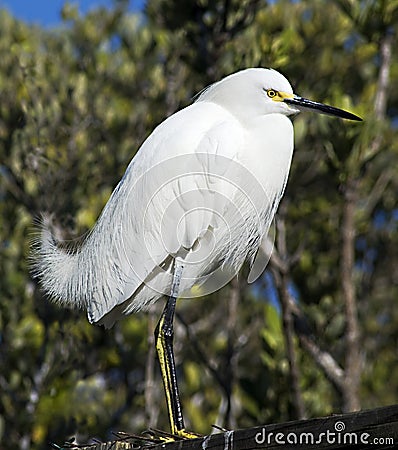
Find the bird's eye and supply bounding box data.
[266,89,277,98]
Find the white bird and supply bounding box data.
[32,68,361,438]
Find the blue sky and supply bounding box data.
[0,0,143,27]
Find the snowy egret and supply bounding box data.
[32,68,361,438]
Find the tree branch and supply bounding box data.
[374,32,393,120]
[340,27,393,413]
[271,211,306,420]
[269,248,345,394]
[341,178,361,412]
[145,312,159,428]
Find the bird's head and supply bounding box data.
[198,68,362,122]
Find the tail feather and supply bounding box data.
[30,215,89,310]
[30,199,146,324]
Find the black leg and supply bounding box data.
[154,259,199,438]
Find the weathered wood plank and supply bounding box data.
[73,404,398,450]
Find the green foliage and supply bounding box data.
[1,1,397,449]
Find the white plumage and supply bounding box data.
[32,68,310,327]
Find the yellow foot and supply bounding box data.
[146,428,202,442]
[174,428,202,440]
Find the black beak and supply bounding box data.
[284,96,362,121]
